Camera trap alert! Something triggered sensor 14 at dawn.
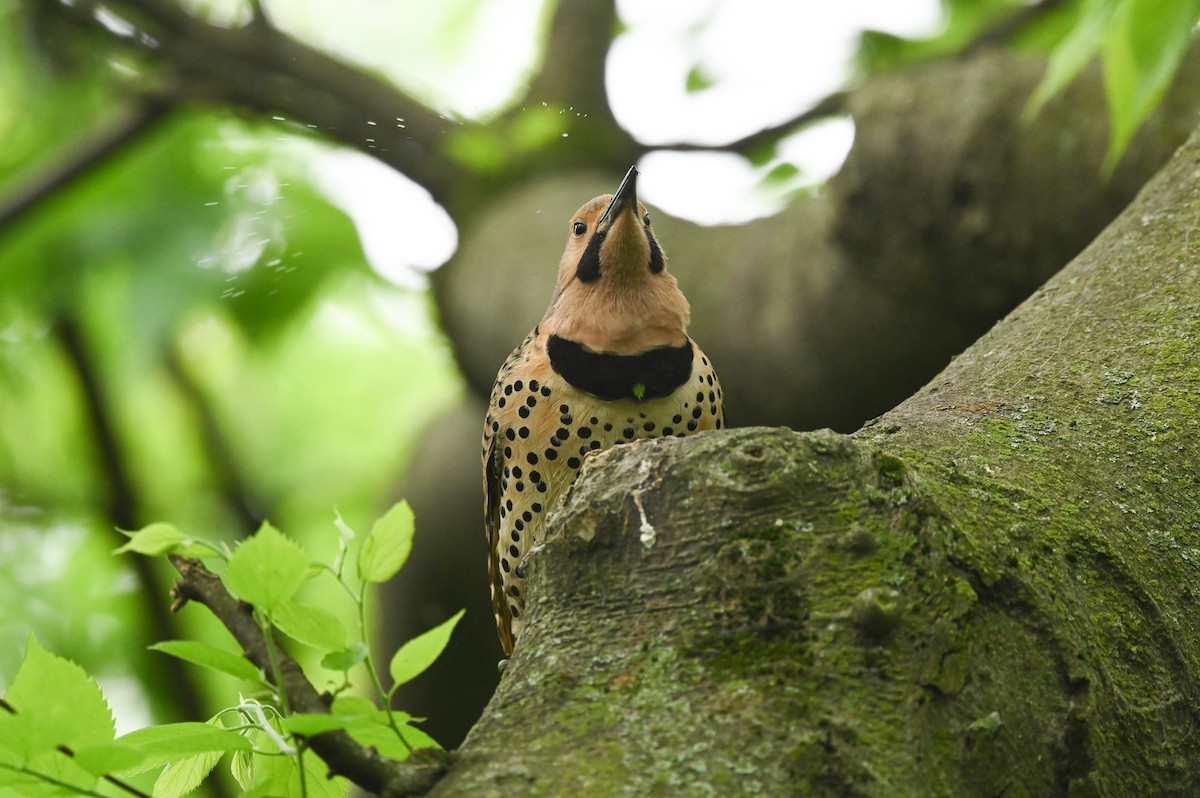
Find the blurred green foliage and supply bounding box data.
[1,0,1197,791]
[0,2,462,768]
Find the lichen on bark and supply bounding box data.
[430,127,1200,797]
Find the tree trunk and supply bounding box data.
[428,124,1200,796]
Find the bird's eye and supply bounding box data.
[572,220,587,237]
[643,213,651,226]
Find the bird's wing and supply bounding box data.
[484,435,514,656]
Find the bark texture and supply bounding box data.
[428,124,1200,796]
[397,44,1200,745]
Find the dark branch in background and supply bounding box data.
[55,314,224,795]
[521,0,619,131]
[17,0,1077,236]
[0,97,172,235]
[168,556,451,798]
[100,0,465,207]
[163,346,263,536]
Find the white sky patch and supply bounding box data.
[266,0,550,117]
[310,150,458,287]
[638,116,857,225]
[609,0,941,146]
[639,150,780,225]
[273,0,941,262]
[776,116,858,184]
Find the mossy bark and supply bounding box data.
[395,45,1200,747]
[428,126,1200,796]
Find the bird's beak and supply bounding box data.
[599,166,638,228]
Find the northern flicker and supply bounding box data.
[481,166,724,654]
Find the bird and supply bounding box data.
[481,165,724,655]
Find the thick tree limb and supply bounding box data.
[167,555,451,797]
[430,121,1200,795]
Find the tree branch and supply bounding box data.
[162,345,262,536]
[167,556,451,797]
[55,314,215,729]
[0,97,172,237]
[104,0,463,205]
[521,0,618,125]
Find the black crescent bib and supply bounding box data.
[547,335,694,401]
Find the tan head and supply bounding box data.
[539,167,691,354]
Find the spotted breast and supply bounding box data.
[482,166,724,655]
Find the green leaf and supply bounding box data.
[150,640,263,684]
[70,741,148,777]
[2,636,115,757]
[1100,0,1200,170]
[357,500,415,584]
[154,748,224,798]
[763,162,802,186]
[344,719,440,761]
[1,748,97,794]
[113,522,186,556]
[230,727,293,795]
[279,713,356,736]
[117,722,253,761]
[291,749,350,798]
[685,64,717,93]
[226,520,310,612]
[272,600,348,651]
[1025,0,1120,119]
[388,609,465,688]
[321,642,370,672]
[328,694,382,720]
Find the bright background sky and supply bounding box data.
[265,0,943,285]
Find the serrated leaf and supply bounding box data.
[344,719,440,762]
[154,748,224,798]
[226,521,310,612]
[273,600,348,651]
[2,636,115,757]
[150,640,262,684]
[388,609,464,688]
[6,747,97,794]
[320,642,369,672]
[113,522,186,556]
[1100,0,1200,171]
[357,501,415,584]
[117,722,253,760]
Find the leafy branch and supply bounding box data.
[0,504,460,797]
